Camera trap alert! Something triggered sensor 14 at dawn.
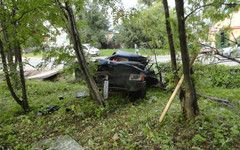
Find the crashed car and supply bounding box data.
[94,50,158,99]
[83,44,100,56]
[222,45,240,58]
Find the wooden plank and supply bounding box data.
[27,69,60,80]
[159,54,198,122]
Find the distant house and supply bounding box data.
[209,7,240,42]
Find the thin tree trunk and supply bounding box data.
[56,1,105,107]
[162,0,185,108]
[0,1,28,112]
[175,0,199,119]
[16,42,29,111]
[0,39,23,106]
[162,0,178,84]
[1,3,20,88]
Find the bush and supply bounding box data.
[194,64,240,88]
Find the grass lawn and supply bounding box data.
[23,48,170,58]
[23,52,43,58]
[0,73,239,149]
[99,48,170,57]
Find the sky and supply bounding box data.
[121,0,138,9]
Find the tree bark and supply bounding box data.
[0,40,25,107]
[16,42,29,111]
[0,1,29,112]
[162,0,178,84]
[1,2,20,88]
[175,0,199,119]
[55,1,105,107]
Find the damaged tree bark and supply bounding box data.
[175,0,199,119]
[159,54,198,122]
[55,1,105,107]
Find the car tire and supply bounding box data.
[129,84,146,101]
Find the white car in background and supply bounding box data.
[83,44,99,56]
[222,45,240,58]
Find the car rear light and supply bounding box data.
[129,73,144,81]
[141,74,144,81]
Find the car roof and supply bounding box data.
[107,50,146,59]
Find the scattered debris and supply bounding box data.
[36,105,61,116]
[58,96,64,100]
[65,108,73,113]
[32,135,84,150]
[36,111,44,117]
[46,105,61,112]
[0,145,10,150]
[76,91,88,98]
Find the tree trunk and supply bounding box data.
[16,42,29,111]
[1,3,20,88]
[0,0,29,112]
[175,0,199,119]
[0,39,29,111]
[56,1,105,107]
[162,0,178,84]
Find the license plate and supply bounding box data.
[103,80,109,99]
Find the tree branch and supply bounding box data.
[231,32,239,46]
[184,3,213,21]
[221,34,239,46]
[200,43,240,64]
[197,93,236,108]
[184,2,240,21]
[0,3,52,33]
[0,10,30,33]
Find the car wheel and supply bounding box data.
[129,84,146,101]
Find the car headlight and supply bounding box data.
[129,73,144,81]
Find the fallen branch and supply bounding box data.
[197,93,236,108]
[200,43,240,64]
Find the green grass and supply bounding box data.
[99,48,170,57]
[1,64,240,149]
[23,52,43,58]
[23,48,170,58]
[0,78,239,149]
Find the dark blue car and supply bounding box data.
[94,51,158,99]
